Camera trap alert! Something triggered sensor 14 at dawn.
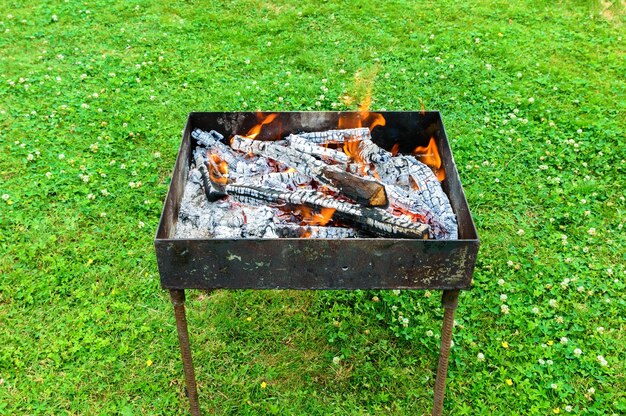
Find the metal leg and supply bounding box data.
[432,290,460,416]
[169,289,202,416]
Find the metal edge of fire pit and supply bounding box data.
[155,112,479,290]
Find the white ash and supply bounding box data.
[174,168,284,239]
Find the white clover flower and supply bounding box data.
[577,286,585,292]
[498,279,505,286]
[587,227,596,236]
[58,153,65,159]
[532,307,540,314]
[549,299,558,308]
[528,97,535,103]
[516,229,525,236]
[45,172,52,179]
[27,153,34,161]
[547,360,553,365]
[402,317,409,325]
[101,189,109,196]
[588,387,595,394]
[138,221,145,229]
[538,359,545,365]
[392,289,400,296]
[574,348,582,357]
[597,326,605,334]
[565,405,572,412]
[100,212,106,218]
[332,356,341,365]
[551,383,558,390]
[477,352,485,361]
[560,337,568,344]
[391,305,398,312]
[500,294,508,302]
[597,355,607,366]
[1,194,9,201]
[500,304,510,314]
[507,260,514,267]
[450,340,454,348]
[426,330,434,337]
[87,193,95,200]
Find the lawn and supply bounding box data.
[0,0,624,414]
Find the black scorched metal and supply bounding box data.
[155,111,479,416]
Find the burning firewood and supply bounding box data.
[212,183,429,239]
[338,137,458,239]
[181,123,457,240]
[231,135,388,207]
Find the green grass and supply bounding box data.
[0,0,624,414]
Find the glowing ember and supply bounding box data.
[297,206,336,226]
[393,206,427,224]
[207,153,229,185]
[413,137,445,181]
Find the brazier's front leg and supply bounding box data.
[169,289,201,416]
[432,289,460,416]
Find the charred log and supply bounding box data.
[275,225,359,239]
[220,184,429,239]
[296,127,371,144]
[231,135,388,207]
[285,134,349,164]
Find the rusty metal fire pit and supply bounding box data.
[155,111,479,415]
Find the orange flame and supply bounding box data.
[343,139,371,176]
[338,111,386,132]
[245,113,279,139]
[298,206,335,226]
[413,137,445,181]
[207,153,229,185]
